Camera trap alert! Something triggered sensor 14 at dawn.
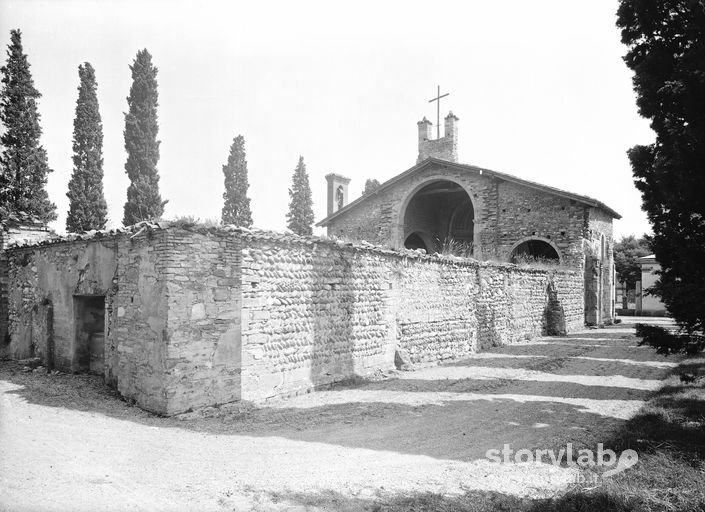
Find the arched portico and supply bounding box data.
[395,177,479,256]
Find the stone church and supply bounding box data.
[0,111,620,415]
[318,112,620,325]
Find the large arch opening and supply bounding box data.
[510,239,560,264]
[402,180,474,255]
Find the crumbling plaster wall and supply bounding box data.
[0,223,52,348]
[5,239,118,368]
[4,232,171,413]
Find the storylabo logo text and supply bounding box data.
[486,443,638,478]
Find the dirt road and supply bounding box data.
[0,319,679,511]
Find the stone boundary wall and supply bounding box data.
[237,231,584,401]
[3,225,585,413]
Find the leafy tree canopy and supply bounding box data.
[614,235,651,288]
[617,0,705,351]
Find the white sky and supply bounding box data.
[0,0,654,238]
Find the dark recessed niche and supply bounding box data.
[547,235,551,239]
[527,208,532,212]
[502,209,506,213]
[561,206,566,210]
[561,231,566,236]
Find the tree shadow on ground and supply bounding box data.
[0,360,638,461]
[263,359,705,511]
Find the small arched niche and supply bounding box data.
[404,232,431,253]
[510,239,560,264]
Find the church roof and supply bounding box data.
[317,157,621,226]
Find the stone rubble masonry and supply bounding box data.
[3,224,584,415]
[324,160,611,269]
[417,113,459,163]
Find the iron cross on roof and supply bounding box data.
[428,85,449,139]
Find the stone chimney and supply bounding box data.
[417,117,432,146]
[417,111,459,163]
[325,173,351,216]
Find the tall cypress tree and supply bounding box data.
[66,62,107,233]
[0,29,56,222]
[286,156,314,236]
[221,135,252,227]
[123,49,165,226]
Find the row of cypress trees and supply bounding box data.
[221,136,314,236]
[0,29,315,236]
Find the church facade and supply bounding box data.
[318,112,620,325]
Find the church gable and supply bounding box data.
[320,157,616,264]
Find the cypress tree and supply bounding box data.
[66,62,107,232]
[123,49,165,226]
[0,29,56,222]
[221,135,252,227]
[286,156,314,236]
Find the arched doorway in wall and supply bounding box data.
[402,180,474,255]
[509,238,561,264]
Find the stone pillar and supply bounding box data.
[584,255,600,325]
[417,117,432,144]
[444,111,459,161]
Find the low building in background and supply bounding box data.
[635,254,667,316]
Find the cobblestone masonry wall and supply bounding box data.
[393,256,583,364]
[239,234,395,401]
[238,232,584,401]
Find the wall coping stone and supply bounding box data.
[4,221,578,276]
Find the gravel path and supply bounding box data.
[0,319,680,511]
